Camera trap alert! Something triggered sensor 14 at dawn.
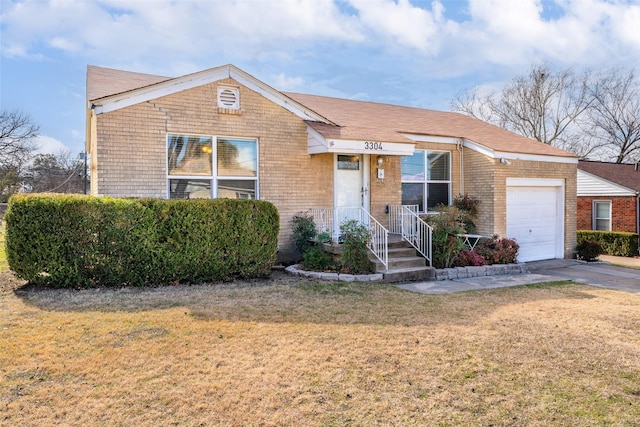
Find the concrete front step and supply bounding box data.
[383,266,435,283]
[373,256,426,273]
[370,234,433,282]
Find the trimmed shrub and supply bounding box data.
[302,245,334,271]
[576,230,639,257]
[291,212,317,255]
[339,220,372,274]
[575,240,602,262]
[452,249,487,267]
[5,194,279,288]
[476,235,519,265]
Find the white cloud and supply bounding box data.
[34,135,70,155]
[348,0,448,53]
[272,73,305,91]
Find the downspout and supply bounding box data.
[457,140,464,195]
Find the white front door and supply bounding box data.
[334,154,369,235]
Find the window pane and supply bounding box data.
[427,182,449,209]
[217,138,257,177]
[401,151,425,181]
[218,180,256,199]
[402,183,424,212]
[169,179,211,199]
[595,202,610,218]
[427,152,450,181]
[595,219,610,231]
[337,155,360,170]
[167,134,212,176]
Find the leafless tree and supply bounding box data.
[451,64,599,158]
[585,69,640,163]
[0,110,39,201]
[27,150,85,194]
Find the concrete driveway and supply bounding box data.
[398,259,640,294]
[526,259,640,294]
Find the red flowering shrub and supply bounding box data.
[476,235,519,265]
[452,249,487,267]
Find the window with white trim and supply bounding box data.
[167,134,258,199]
[593,200,611,231]
[401,150,451,212]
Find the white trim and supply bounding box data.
[91,65,333,124]
[506,177,564,187]
[402,134,463,145]
[307,126,415,155]
[463,139,578,164]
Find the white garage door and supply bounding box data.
[506,183,563,262]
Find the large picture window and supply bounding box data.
[167,134,258,200]
[401,150,451,211]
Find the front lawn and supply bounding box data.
[1,272,639,425]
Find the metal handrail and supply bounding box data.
[310,207,389,271]
[389,205,432,266]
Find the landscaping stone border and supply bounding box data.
[285,262,529,282]
[285,264,383,282]
[434,263,528,281]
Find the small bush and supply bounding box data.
[452,249,487,267]
[452,194,480,233]
[476,235,519,265]
[575,240,602,262]
[291,212,317,255]
[576,230,638,257]
[424,205,466,269]
[302,245,334,271]
[339,220,372,274]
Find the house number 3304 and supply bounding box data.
[364,142,383,150]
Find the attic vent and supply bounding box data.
[217,87,240,110]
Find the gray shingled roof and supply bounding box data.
[578,160,640,192]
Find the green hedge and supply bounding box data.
[5,194,279,288]
[576,230,639,257]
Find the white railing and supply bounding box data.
[389,205,433,266]
[388,204,418,233]
[309,207,388,270]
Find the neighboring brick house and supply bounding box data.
[577,160,640,235]
[86,64,577,263]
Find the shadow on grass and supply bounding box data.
[7,271,597,327]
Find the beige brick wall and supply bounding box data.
[93,78,333,259]
[463,148,577,258]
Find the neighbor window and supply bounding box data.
[167,134,258,199]
[593,200,611,231]
[401,150,451,211]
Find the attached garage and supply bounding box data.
[506,178,565,262]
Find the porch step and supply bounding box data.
[373,255,426,272]
[370,234,434,282]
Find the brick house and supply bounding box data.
[86,64,577,264]
[577,160,640,235]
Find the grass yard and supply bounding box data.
[1,271,639,426]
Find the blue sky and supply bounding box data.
[2,0,640,155]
